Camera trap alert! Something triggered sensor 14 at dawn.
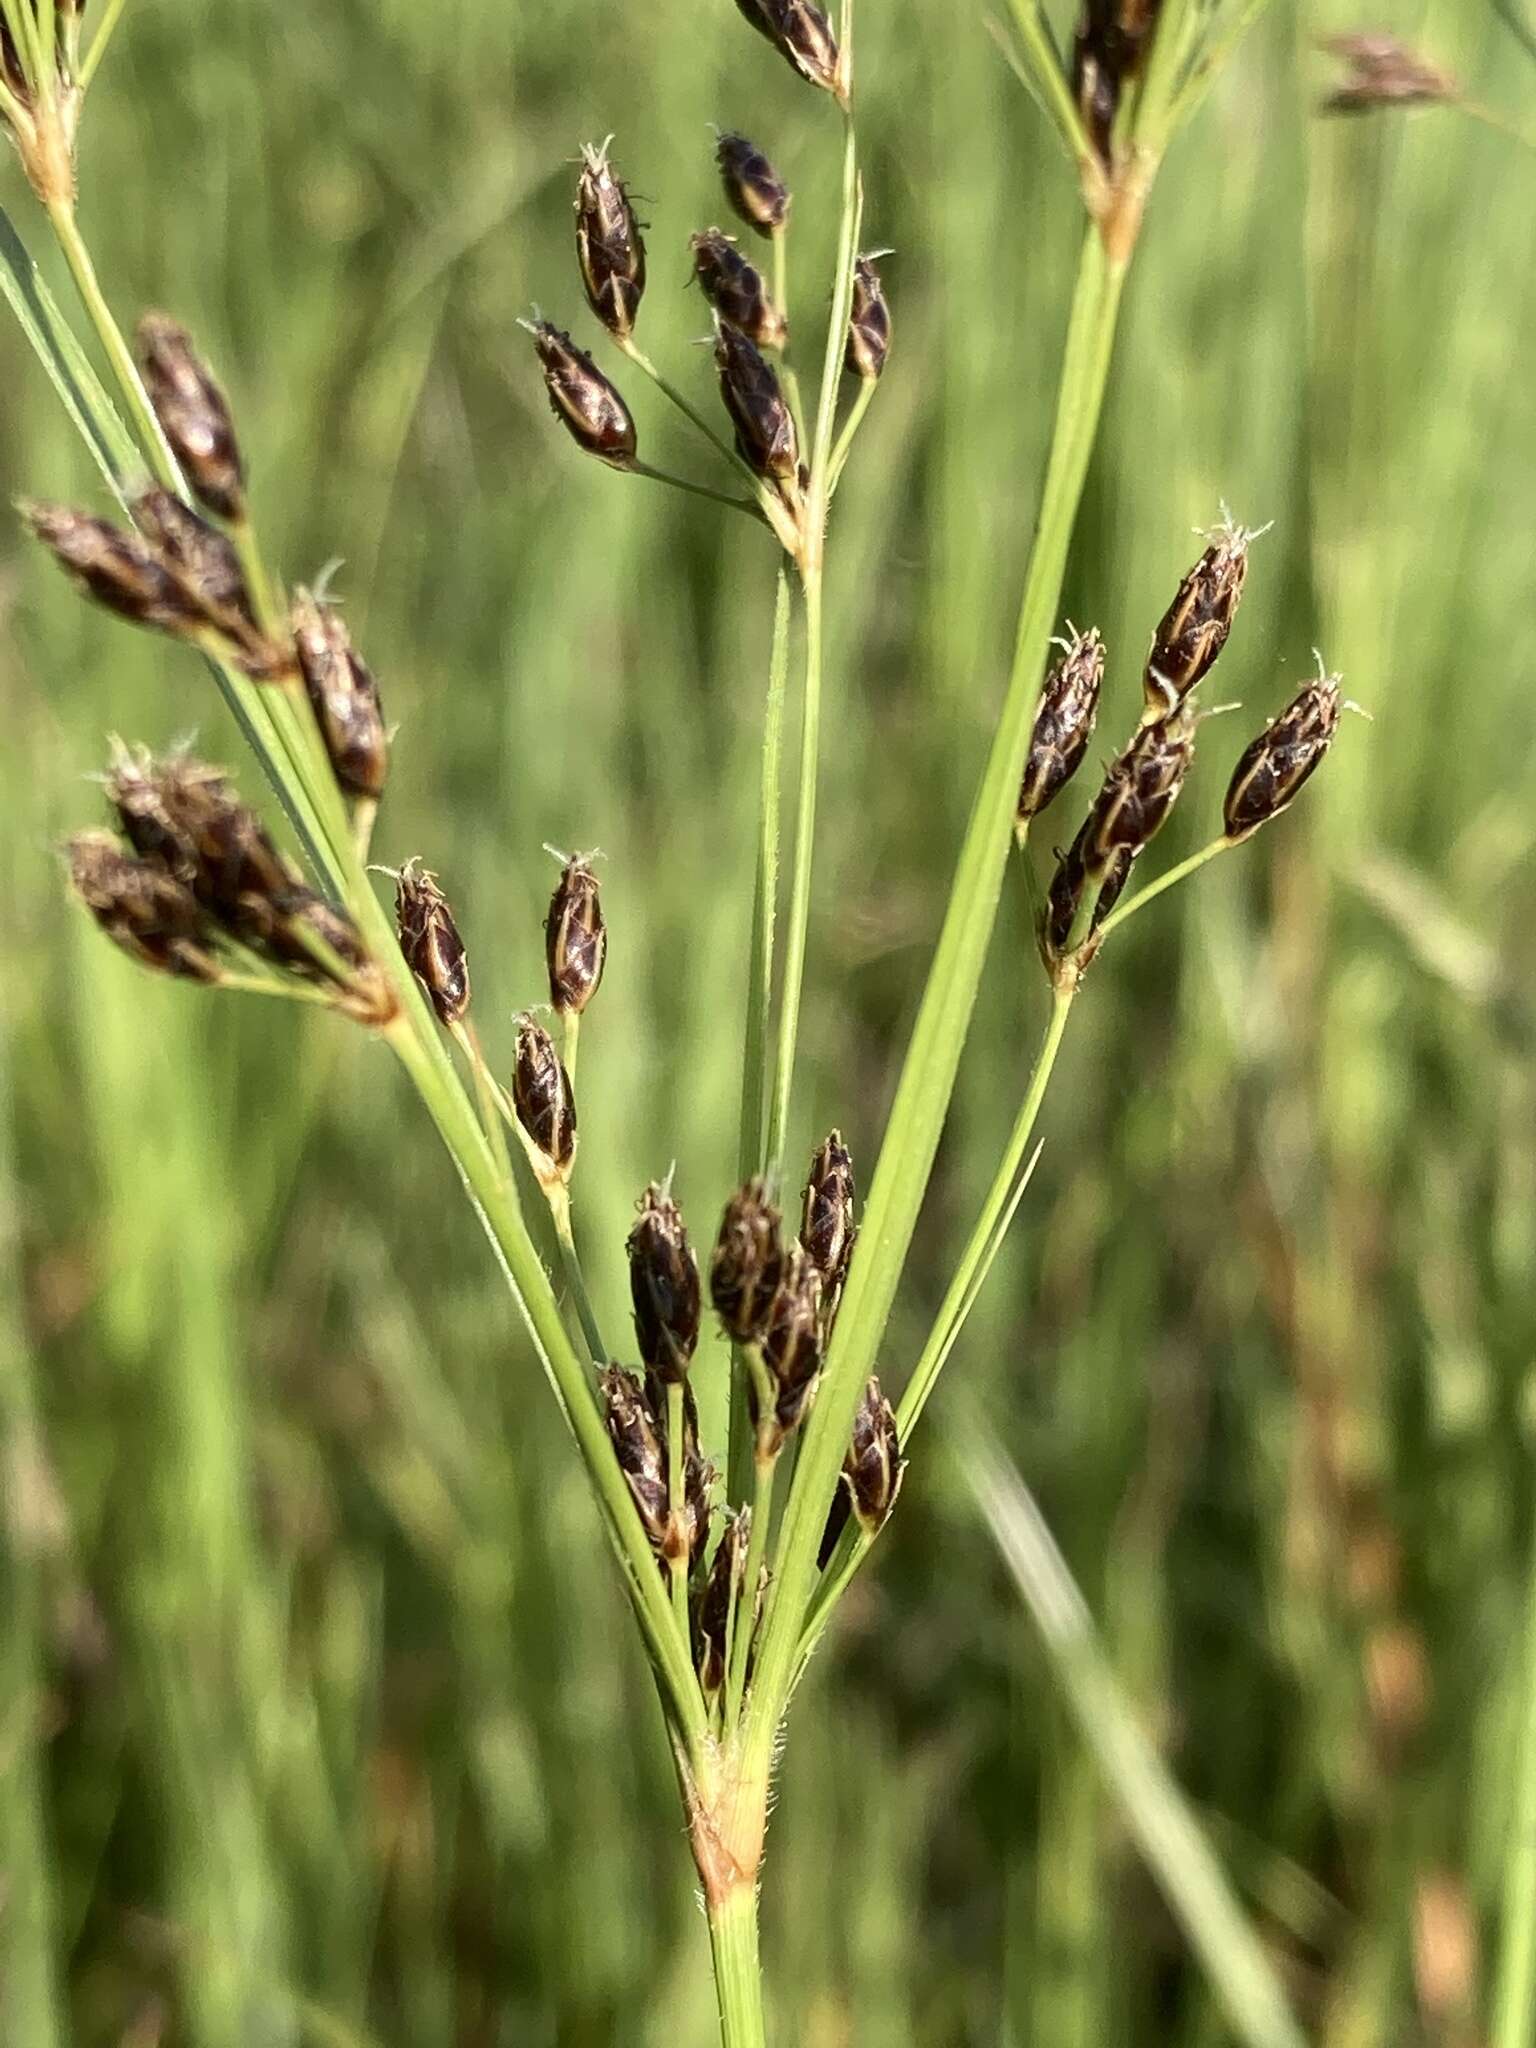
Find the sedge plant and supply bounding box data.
[1,0,1343,2039]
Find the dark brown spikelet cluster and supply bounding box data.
[732,0,845,101]
[394,859,471,1027]
[65,830,220,984]
[67,746,395,1022]
[1017,626,1105,831]
[575,139,647,339]
[628,1181,701,1384]
[801,1130,856,1323]
[600,1366,712,1574]
[526,320,637,468]
[691,229,787,350]
[1044,709,1196,958]
[1072,0,1163,164]
[710,1178,786,1344]
[21,498,289,680]
[842,1376,904,1537]
[293,591,389,801]
[844,253,891,382]
[715,132,790,238]
[511,1013,577,1183]
[714,319,800,502]
[136,314,247,521]
[1321,33,1457,115]
[757,1246,824,1447]
[545,854,606,1018]
[1223,664,1343,843]
[1143,515,1255,721]
[696,1509,752,1697]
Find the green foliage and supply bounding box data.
[3,0,1534,2042]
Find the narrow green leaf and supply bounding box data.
[963,1421,1310,2048]
[0,202,142,497]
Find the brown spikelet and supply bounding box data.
[136,313,247,521]
[394,860,471,1026]
[575,140,647,339]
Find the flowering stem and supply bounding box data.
[726,1417,774,1729]
[828,377,874,494]
[628,460,765,522]
[1090,835,1232,943]
[667,1382,690,1638]
[707,1884,767,2048]
[78,0,130,91]
[45,199,177,484]
[766,94,860,1175]
[745,214,1132,1785]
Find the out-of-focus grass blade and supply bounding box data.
[0,203,141,496]
[961,1419,1309,2048]
[1491,0,1536,68]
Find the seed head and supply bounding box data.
[691,229,786,350]
[801,1130,856,1310]
[1084,710,1197,868]
[292,590,389,801]
[1017,626,1105,827]
[575,140,647,339]
[1144,515,1255,720]
[511,1013,577,1181]
[628,1181,701,1384]
[1321,34,1457,115]
[1071,2,1162,162]
[599,1366,669,1554]
[842,1376,904,1537]
[713,319,799,491]
[136,313,246,521]
[132,487,253,627]
[715,132,790,238]
[760,1246,823,1441]
[732,0,845,98]
[544,853,606,1018]
[710,1177,785,1343]
[527,320,637,468]
[1223,664,1343,842]
[96,746,392,1019]
[394,859,470,1026]
[22,500,210,637]
[845,253,891,382]
[65,829,220,982]
[696,1508,752,1696]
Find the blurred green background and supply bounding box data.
[3,1,1535,2042]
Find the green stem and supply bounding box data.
[384,1016,705,1746]
[828,377,875,494]
[78,0,130,90]
[1091,835,1230,944]
[729,567,792,1504]
[551,1189,608,1364]
[726,1427,775,1731]
[744,217,1131,1781]
[667,1382,689,1637]
[629,460,765,521]
[1493,1501,1536,2048]
[229,515,286,638]
[897,982,1074,1442]
[765,99,860,1177]
[45,199,177,483]
[707,1884,768,2048]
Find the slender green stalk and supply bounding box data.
[549,1191,608,1363]
[629,460,766,521]
[706,1885,767,2048]
[45,199,178,482]
[229,516,285,638]
[828,377,875,493]
[667,1382,689,1636]
[78,0,131,90]
[745,220,1130,1773]
[1091,835,1231,944]
[729,567,792,1503]
[898,984,1073,1442]
[766,96,860,1174]
[726,1425,774,1729]
[1492,1502,1536,2048]
[562,1009,581,1094]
